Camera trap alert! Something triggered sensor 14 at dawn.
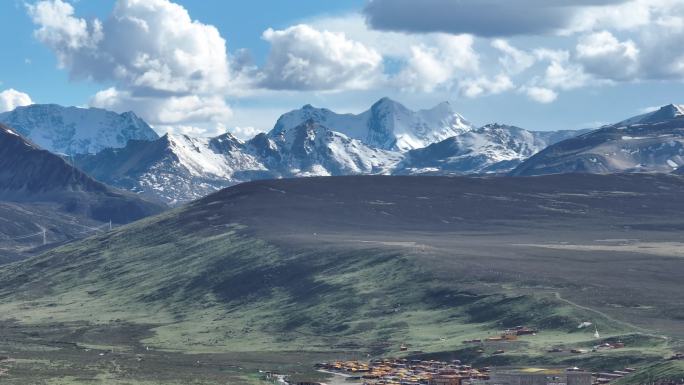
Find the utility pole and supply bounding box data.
[109,220,112,231]
[42,228,46,246]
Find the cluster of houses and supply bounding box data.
[314,360,599,385]
[277,335,683,385]
[315,358,490,385]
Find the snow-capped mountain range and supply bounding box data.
[68,98,590,204]
[511,104,684,176]
[75,120,403,204]
[74,133,271,204]
[4,98,595,205]
[256,119,402,176]
[0,104,158,155]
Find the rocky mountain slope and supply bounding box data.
[511,104,684,176]
[75,120,401,204]
[0,123,164,261]
[75,133,270,205]
[254,119,402,176]
[395,124,587,175]
[0,104,158,155]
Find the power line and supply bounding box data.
[0,219,115,246]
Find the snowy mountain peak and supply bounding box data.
[209,131,245,153]
[620,103,684,126]
[664,103,684,117]
[512,105,684,176]
[271,98,474,151]
[0,104,159,155]
[264,119,402,177]
[370,97,408,111]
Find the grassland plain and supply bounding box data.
[0,175,682,383]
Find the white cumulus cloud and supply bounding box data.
[259,24,383,91]
[28,0,231,131]
[0,89,34,113]
[27,0,102,69]
[517,49,590,103]
[637,14,684,79]
[523,86,559,103]
[576,31,639,80]
[395,35,479,92]
[460,74,515,98]
[30,0,229,95]
[566,0,662,34]
[492,39,536,74]
[90,87,232,136]
[543,57,592,90]
[230,125,264,140]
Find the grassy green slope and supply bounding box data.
[0,204,622,355]
[616,361,684,384]
[1,174,682,384]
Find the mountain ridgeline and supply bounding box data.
[7,99,684,205]
[72,99,587,204]
[395,124,587,175]
[0,124,104,196]
[511,104,684,176]
[271,98,473,151]
[0,123,165,261]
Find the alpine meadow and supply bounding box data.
[0,1,683,384]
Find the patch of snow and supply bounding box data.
[1,126,18,136]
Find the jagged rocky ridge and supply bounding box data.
[272,97,473,151]
[75,120,402,204]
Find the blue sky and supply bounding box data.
[1,0,683,138]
